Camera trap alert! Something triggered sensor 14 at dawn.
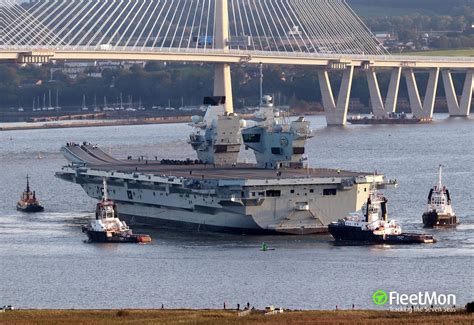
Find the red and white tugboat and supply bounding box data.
[422,165,458,228]
[82,178,152,243]
[16,175,44,213]
[328,183,436,244]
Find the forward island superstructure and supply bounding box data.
[56,98,392,234]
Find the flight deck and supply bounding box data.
[62,143,371,181]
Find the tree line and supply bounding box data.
[0,62,468,112]
[350,0,474,49]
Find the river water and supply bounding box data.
[0,114,473,310]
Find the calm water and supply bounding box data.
[0,115,473,310]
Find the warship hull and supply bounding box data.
[56,145,391,235]
[119,212,268,234]
[117,205,330,235]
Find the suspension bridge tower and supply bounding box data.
[214,0,233,113]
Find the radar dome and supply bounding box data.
[191,115,202,124]
[274,124,283,132]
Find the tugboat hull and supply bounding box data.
[16,204,44,213]
[422,211,458,228]
[328,224,435,244]
[82,227,151,243]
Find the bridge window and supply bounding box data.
[266,190,281,197]
[214,145,228,153]
[243,134,261,143]
[293,147,305,154]
[127,190,133,199]
[271,147,282,155]
[323,189,337,196]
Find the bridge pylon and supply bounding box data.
[318,66,354,126]
[367,67,401,118]
[213,0,233,114]
[404,68,440,119]
[442,69,473,117]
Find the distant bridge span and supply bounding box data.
[2,48,474,69]
[1,0,472,124]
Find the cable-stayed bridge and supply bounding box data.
[1,0,473,125]
[2,0,388,54]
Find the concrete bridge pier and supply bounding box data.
[213,64,233,113]
[367,67,401,117]
[318,66,354,126]
[213,0,233,114]
[442,69,473,117]
[404,68,440,119]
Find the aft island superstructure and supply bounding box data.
[56,98,391,234]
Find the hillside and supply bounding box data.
[348,0,474,16]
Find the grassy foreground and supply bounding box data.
[0,309,472,325]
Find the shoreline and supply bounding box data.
[0,309,472,324]
[0,112,328,132]
[0,117,193,132]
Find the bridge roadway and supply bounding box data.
[1,47,474,69]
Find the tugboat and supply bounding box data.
[82,178,152,243]
[328,183,435,244]
[422,165,458,228]
[16,175,44,212]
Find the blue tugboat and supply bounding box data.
[16,175,44,213]
[328,184,435,244]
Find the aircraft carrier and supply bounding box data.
[55,98,390,235]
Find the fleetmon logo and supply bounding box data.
[372,290,388,305]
